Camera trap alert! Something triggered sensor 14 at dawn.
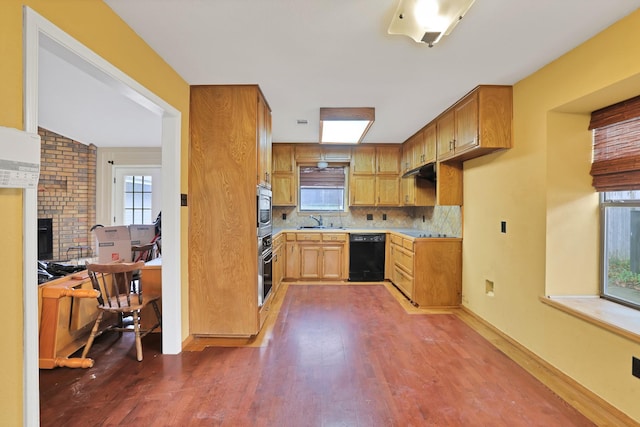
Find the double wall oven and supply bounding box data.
[257,185,273,307]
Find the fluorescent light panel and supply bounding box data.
[320,107,374,144]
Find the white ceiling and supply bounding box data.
[39,1,640,147]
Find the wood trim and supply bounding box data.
[457,306,638,427]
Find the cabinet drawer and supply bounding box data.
[393,265,413,297]
[390,234,403,246]
[286,233,297,241]
[273,234,284,246]
[395,246,414,274]
[297,233,321,242]
[402,238,414,251]
[322,233,347,242]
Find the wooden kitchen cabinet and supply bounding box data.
[350,145,401,206]
[273,144,294,173]
[272,144,296,206]
[257,93,272,186]
[285,232,348,280]
[285,233,299,279]
[189,85,272,337]
[437,85,512,162]
[376,175,401,206]
[388,233,462,307]
[376,145,401,174]
[272,173,296,206]
[402,175,436,206]
[272,233,285,294]
[436,108,456,160]
[351,145,376,174]
[350,174,376,206]
[300,245,322,279]
[294,144,352,162]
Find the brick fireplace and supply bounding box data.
[37,128,97,261]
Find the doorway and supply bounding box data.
[24,7,182,426]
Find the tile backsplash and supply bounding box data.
[273,205,461,237]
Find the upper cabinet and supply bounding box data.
[294,144,352,163]
[257,92,272,187]
[436,85,512,162]
[350,145,401,206]
[272,144,296,206]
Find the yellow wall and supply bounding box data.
[0,1,190,424]
[463,9,640,421]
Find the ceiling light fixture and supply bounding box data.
[387,0,475,47]
[319,107,375,144]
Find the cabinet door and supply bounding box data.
[295,145,322,162]
[351,146,376,174]
[401,176,416,206]
[272,173,296,206]
[402,135,414,172]
[437,109,455,161]
[257,93,272,186]
[454,91,478,154]
[299,245,322,279]
[376,146,401,174]
[376,175,401,206]
[285,241,299,278]
[273,144,294,173]
[422,123,437,164]
[322,146,352,161]
[322,245,344,279]
[350,175,376,205]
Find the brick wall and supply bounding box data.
[37,128,96,261]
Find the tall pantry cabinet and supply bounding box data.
[189,85,272,336]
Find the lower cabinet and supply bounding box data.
[272,233,285,293]
[284,232,348,280]
[389,233,462,307]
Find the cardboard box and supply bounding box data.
[129,224,156,245]
[94,226,131,263]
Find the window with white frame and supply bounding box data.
[298,166,347,212]
[113,166,161,225]
[590,96,640,309]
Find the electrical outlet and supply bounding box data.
[501,221,507,233]
[282,213,287,220]
[367,214,373,221]
[485,280,495,296]
[422,215,425,222]
[180,193,188,206]
[382,213,387,220]
[633,357,640,379]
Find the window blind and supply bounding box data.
[299,166,345,187]
[589,95,640,191]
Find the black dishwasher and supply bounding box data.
[349,233,385,281]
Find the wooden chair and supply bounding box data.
[82,261,162,362]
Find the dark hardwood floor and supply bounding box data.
[40,284,594,426]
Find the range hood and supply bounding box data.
[401,162,436,182]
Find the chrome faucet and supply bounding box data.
[310,215,323,226]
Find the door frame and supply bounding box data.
[23,7,183,426]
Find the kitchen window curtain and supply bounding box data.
[589,94,640,191]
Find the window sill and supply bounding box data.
[540,295,640,344]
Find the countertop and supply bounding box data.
[273,227,461,240]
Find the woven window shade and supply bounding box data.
[299,166,345,187]
[589,95,640,191]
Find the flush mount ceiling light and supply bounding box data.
[319,107,375,144]
[388,0,475,47]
